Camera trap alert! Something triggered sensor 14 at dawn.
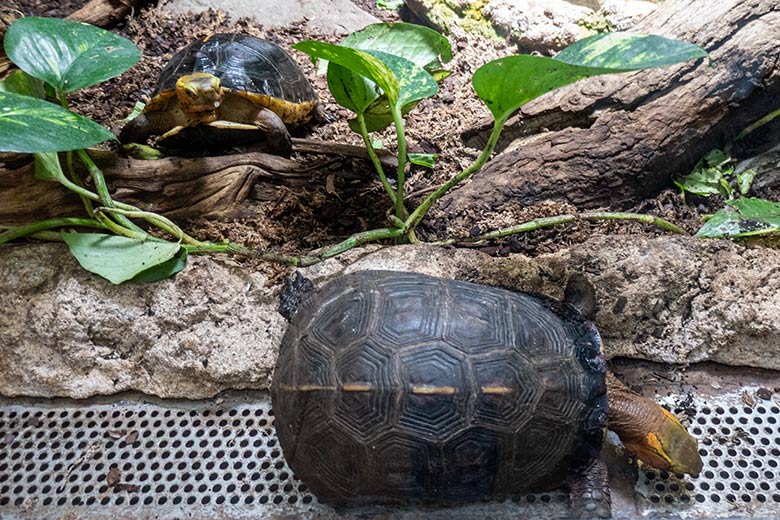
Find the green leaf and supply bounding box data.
[62,232,182,284]
[675,148,734,198]
[4,16,140,92]
[696,198,780,238]
[369,50,438,109]
[0,70,46,98]
[0,91,115,152]
[130,248,188,283]
[34,152,66,181]
[473,55,610,123]
[340,22,452,72]
[326,62,380,114]
[377,0,404,9]
[346,50,438,132]
[408,152,437,168]
[674,167,728,197]
[295,41,400,102]
[737,169,756,195]
[555,32,707,70]
[475,33,707,124]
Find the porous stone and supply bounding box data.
[405,0,658,52]
[0,244,285,399]
[2,235,778,399]
[161,0,379,35]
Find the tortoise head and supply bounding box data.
[606,371,703,475]
[175,72,224,115]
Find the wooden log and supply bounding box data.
[435,0,780,234]
[0,139,385,226]
[66,0,144,27]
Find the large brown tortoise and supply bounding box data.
[271,270,702,518]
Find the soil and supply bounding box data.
[1,0,739,278]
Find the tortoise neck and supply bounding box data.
[606,371,665,441]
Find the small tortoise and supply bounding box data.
[119,33,319,155]
[271,270,702,518]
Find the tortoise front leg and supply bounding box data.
[251,107,292,156]
[568,458,612,519]
[119,109,185,144]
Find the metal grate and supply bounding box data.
[636,388,780,519]
[0,389,778,520]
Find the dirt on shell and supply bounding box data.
[4,2,725,279]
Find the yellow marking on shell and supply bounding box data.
[410,386,458,395]
[278,384,336,392]
[231,91,317,125]
[342,383,373,392]
[481,386,513,395]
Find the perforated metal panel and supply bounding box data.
[636,389,780,519]
[0,388,778,520]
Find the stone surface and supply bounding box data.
[405,0,658,52]
[2,235,779,399]
[0,244,285,399]
[161,0,379,35]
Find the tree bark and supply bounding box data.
[65,0,144,27]
[435,0,780,234]
[0,139,386,225]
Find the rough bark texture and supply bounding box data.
[2,236,779,398]
[438,0,780,234]
[0,139,388,224]
[65,0,144,27]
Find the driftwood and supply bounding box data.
[0,139,390,225]
[66,0,144,27]
[436,0,780,233]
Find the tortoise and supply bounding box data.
[119,33,319,155]
[271,270,702,518]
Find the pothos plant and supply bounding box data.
[675,148,780,239]
[0,17,708,284]
[293,23,708,246]
[0,17,240,283]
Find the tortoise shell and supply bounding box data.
[271,270,607,505]
[149,33,318,125]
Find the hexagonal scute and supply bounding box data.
[310,287,376,351]
[472,351,542,431]
[440,426,512,500]
[444,283,511,355]
[295,336,337,390]
[533,357,589,424]
[508,416,577,491]
[397,343,469,440]
[364,431,440,500]
[287,421,368,503]
[511,296,574,360]
[333,341,396,441]
[374,277,446,347]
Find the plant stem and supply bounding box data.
[390,104,408,223]
[0,217,104,245]
[75,149,147,236]
[186,227,405,266]
[356,113,396,205]
[96,207,206,246]
[429,211,686,246]
[405,117,504,233]
[64,150,95,217]
[93,212,149,240]
[581,211,686,234]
